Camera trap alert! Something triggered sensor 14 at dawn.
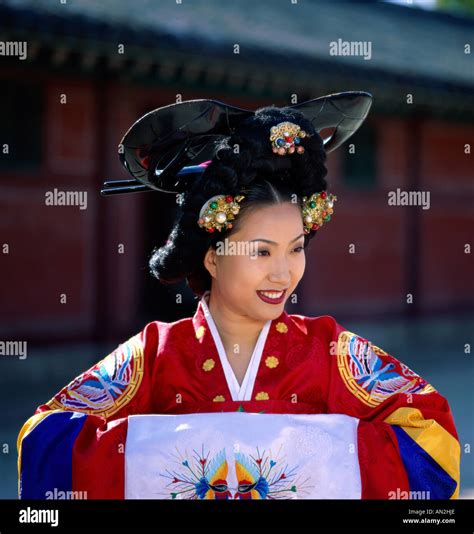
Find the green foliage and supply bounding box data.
[437,0,474,16]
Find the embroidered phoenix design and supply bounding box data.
[159,445,313,500]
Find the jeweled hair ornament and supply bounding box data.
[197,194,246,233]
[195,117,338,234]
[270,121,308,155]
[301,191,337,234]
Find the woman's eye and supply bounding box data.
[257,247,304,256]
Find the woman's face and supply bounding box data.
[204,201,306,322]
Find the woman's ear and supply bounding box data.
[203,246,217,279]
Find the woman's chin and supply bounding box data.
[255,298,286,318]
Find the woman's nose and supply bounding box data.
[268,261,291,285]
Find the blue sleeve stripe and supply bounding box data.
[391,425,457,499]
[20,411,87,499]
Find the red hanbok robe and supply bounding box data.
[17,291,460,499]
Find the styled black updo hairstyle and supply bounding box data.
[149,104,329,297]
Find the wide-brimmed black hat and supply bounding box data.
[101,91,373,196]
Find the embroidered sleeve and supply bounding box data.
[44,332,146,419]
[326,324,460,499]
[17,322,159,499]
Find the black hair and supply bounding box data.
[149,104,328,297]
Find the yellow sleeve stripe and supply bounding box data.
[384,407,460,499]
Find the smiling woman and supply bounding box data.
[17,94,460,501]
[148,104,328,389]
[148,103,329,300]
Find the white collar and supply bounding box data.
[200,291,272,402]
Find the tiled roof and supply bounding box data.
[2,0,472,87]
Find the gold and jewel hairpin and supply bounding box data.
[197,191,336,234]
[269,121,309,156]
[196,121,336,235]
[197,194,246,233]
[301,191,337,234]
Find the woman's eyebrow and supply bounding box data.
[249,234,305,245]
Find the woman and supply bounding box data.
[17,93,460,500]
